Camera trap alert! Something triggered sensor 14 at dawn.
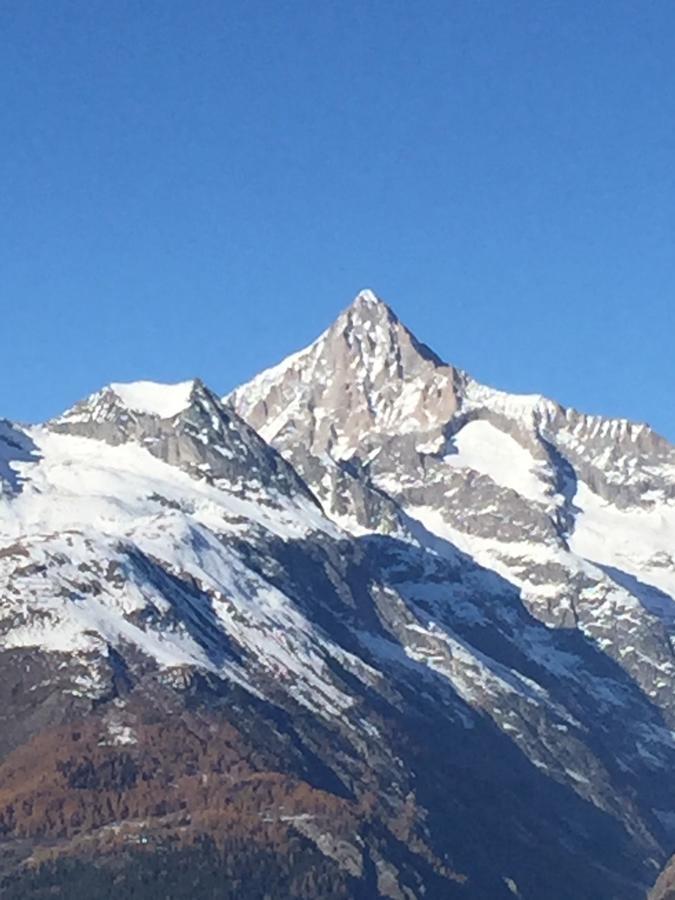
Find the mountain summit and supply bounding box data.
[228,289,462,458]
[1,289,675,898]
[229,289,675,515]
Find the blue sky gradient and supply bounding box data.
[2,1,674,437]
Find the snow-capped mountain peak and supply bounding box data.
[48,377,315,506]
[352,286,383,304]
[338,287,400,332]
[230,290,675,510]
[227,290,461,457]
[108,379,197,418]
[334,288,443,370]
[230,288,675,695]
[348,286,389,311]
[53,378,211,427]
[2,289,675,898]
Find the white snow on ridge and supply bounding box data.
[463,379,559,425]
[109,380,195,418]
[354,287,381,307]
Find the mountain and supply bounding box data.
[0,291,674,898]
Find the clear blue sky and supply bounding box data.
[2,1,674,438]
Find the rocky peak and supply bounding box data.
[227,290,463,457]
[50,379,315,505]
[342,287,394,320]
[335,288,402,347]
[52,378,208,428]
[329,288,444,379]
[230,289,675,510]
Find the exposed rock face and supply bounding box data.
[0,290,674,898]
[51,378,313,504]
[229,291,466,458]
[228,290,675,723]
[0,420,39,497]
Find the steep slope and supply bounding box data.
[227,289,675,894]
[0,382,353,723]
[1,296,674,898]
[228,290,466,461]
[51,377,313,502]
[228,290,675,711]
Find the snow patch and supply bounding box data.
[444,420,551,503]
[109,380,195,418]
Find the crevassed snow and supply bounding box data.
[444,420,552,503]
[109,380,195,418]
